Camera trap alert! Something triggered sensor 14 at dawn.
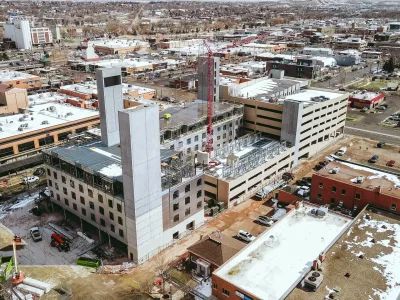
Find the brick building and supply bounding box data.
[348,91,385,109]
[311,161,400,213]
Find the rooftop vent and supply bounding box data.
[356,175,365,183]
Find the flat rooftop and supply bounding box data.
[91,39,149,49]
[282,89,345,104]
[351,91,382,100]
[214,204,352,300]
[159,102,240,132]
[317,161,400,199]
[46,141,179,183]
[28,92,70,106]
[236,78,300,100]
[0,70,39,82]
[286,207,400,300]
[0,103,99,140]
[59,82,154,96]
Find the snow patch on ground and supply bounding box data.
[346,216,400,299]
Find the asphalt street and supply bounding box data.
[312,66,371,89]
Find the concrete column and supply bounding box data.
[13,144,19,155]
[53,133,59,144]
[34,138,40,149]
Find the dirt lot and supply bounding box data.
[286,208,400,300]
[342,138,400,171]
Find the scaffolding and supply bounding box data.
[161,155,196,191]
[209,133,287,180]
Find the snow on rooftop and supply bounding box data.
[214,204,351,300]
[338,161,400,186]
[28,92,68,106]
[0,70,38,82]
[99,163,122,178]
[284,89,342,103]
[91,39,149,49]
[0,103,98,140]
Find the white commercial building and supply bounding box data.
[4,16,32,50]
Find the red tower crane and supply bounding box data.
[202,32,271,154]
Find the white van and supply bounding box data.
[336,147,347,156]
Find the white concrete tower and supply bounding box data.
[118,103,163,263]
[96,67,123,147]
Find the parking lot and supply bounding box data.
[0,192,99,266]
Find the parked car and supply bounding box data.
[336,147,347,156]
[386,160,395,167]
[361,107,369,112]
[369,155,379,163]
[377,141,386,148]
[237,230,256,242]
[258,216,274,226]
[23,176,39,184]
[376,106,386,111]
[29,227,42,242]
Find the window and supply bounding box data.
[355,193,361,200]
[185,208,190,216]
[89,201,94,210]
[81,208,86,216]
[317,194,322,200]
[79,184,83,192]
[194,144,199,151]
[71,192,76,200]
[88,189,93,198]
[173,191,179,199]
[194,135,199,142]
[187,138,191,145]
[202,133,206,139]
[108,199,113,208]
[213,283,217,290]
[341,189,346,195]
[117,203,122,213]
[197,201,202,209]
[110,224,115,232]
[70,180,75,188]
[174,214,179,222]
[197,190,202,198]
[173,203,179,211]
[217,136,221,140]
[55,183,59,190]
[104,75,121,87]
[64,198,69,206]
[119,229,124,238]
[390,203,397,211]
[330,198,335,204]
[73,203,77,211]
[187,148,191,154]
[47,168,51,176]
[99,206,104,215]
[62,176,66,184]
[319,182,323,188]
[332,186,337,193]
[80,196,85,205]
[53,172,57,179]
[91,213,96,222]
[100,218,105,227]
[56,194,60,201]
[98,194,103,203]
[197,179,202,186]
[63,187,67,195]
[173,231,179,239]
[185,197,190,205]
[50,191,54,198]
[223,133,226,139]
[118,216,123,225]
[48,179,53,187]
[185,185,191,193]
[222,289,230,296]
[109,212,114,221]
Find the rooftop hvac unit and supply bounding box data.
[329,167,340,174]
[41,120,49,125]
[66,112,73,116]
[304,270,324,291]
[357,175,365,183]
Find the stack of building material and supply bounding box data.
[23,277,51,293]
[16,284,44,297]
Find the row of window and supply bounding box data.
[317,194,397,211]
[173,201,202,222]
[53,193,125,238]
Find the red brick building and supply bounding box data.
[311,161,400,213]
[348,91,385,109]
